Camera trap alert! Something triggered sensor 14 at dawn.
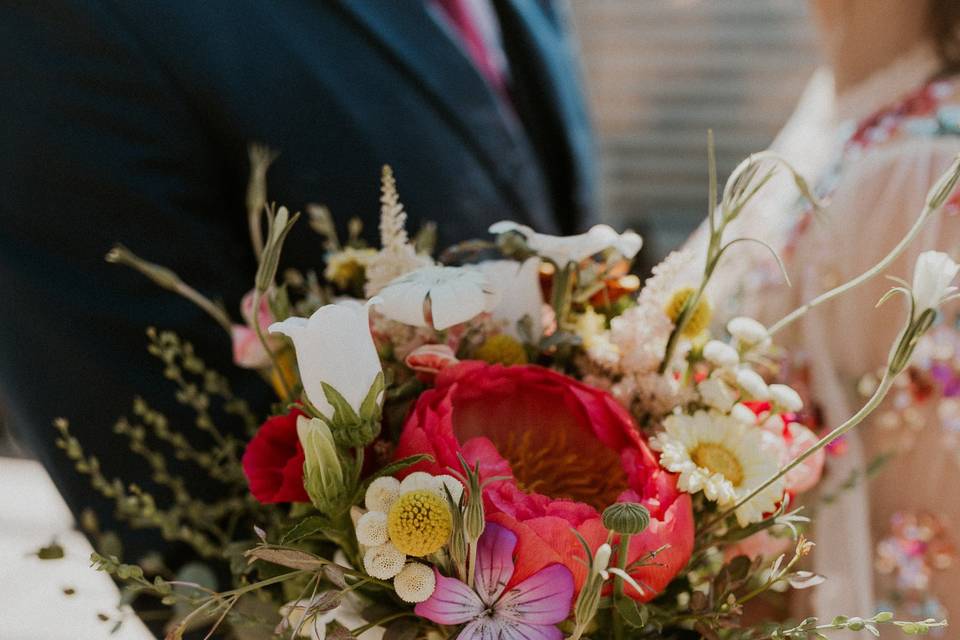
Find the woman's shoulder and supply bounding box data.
[846,74,960,159]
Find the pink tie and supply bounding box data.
[435,0,509,99]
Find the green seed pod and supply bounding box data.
[602,502,650,535]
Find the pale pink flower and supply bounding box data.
[232,290,279,369]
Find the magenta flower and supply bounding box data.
[415,523,574,640]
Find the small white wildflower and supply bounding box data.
[703,340,740,368]
[912,250,960,313]
[365,476,401,512]
[393,562,437,603]
[769,384,803,412]
[363,543,406,579]
[698,377,736,413]
[356,511,389,547]
[730,402,758,425]
[435,474,465,504]
[399,471,441,495]
[727,317,769,345]
[735,368,769,400]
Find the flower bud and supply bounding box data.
[736,368,770,400]
[602,502,650,535]
[769,384,803,412]
[297,416,349,516]
[463,488,485,544]
[703,340,739,368]
[698,377,736,412]
[727,317,769,345]
[270,301,383,442]
[593,543,612,574]
[731,403,758,425]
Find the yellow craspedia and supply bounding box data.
[665,287,711,338]
[387,490,452,556]
[474,334,528,366]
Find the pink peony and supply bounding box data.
[395,362,694,601]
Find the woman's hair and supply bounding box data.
[930,0,960,71]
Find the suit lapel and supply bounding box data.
[330,0,557,230]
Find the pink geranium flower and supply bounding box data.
[415,522,574,640]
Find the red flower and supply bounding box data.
[242,407,310,503]
[395,362,694,601]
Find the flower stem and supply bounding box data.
[551,262,577,330]
[768,154,960,337]
[467,540,478,590]
[251,288,296,402]
[611,533,631,640]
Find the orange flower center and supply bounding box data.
[453,389,628,511]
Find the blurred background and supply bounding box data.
[0,1,819,637]
[571,0,818,258]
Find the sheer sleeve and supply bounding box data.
[787,136,960,624]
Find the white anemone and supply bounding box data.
[472,258,544,340]
[489,221,642,266]
[376,266,500,330]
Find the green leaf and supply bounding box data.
[615,597,649,629]
[359,372,385,421]
[362,454,433,488]
[322,382,361,426]
[281,516,331,545]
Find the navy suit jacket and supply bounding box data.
[0,0,596,563]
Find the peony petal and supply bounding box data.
[475,523,518,606]
[414,569,485,625]
[459,617,564,640]
[495,564,574,625]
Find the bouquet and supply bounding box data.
[56,143,960,639]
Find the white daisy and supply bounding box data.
[652,410,786,526]
[376,266,500,330]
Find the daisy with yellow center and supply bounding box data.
[664,287,712,338]
[356,472,463,602]
[651,410,786,526]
